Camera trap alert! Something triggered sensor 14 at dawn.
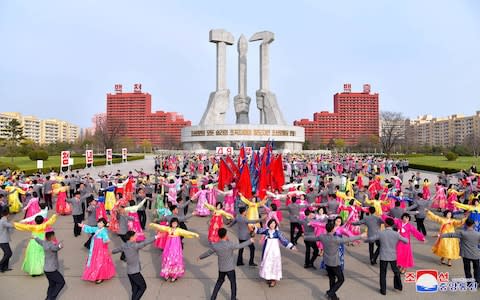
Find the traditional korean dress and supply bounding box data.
[431,184,447,210]
[149,224,199,280]
[222,190,235,215]
[125,198,147,242]
[454,202,480,232]
[426,210,465,260]
[204,203,233,243]
[81,226,116,282]
[422,181,431,200]
[6,186,24,213]
[256,228,294,281]
[54,186,71,215]
[153,201,172,249]
[23,197,41,221]
[192,189,210,216]
[104,185,116,211]
[13,215,58,275]
[392,218,425,268]
[446,189,463,212]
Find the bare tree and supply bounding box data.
[380,111,406,156]
[464,133,480,157]
[94,116,125,150]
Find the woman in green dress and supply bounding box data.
[14,214,57,276]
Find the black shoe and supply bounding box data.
[304,264,310,268]
[310,265,317,270]
[237,262,244,266]
[249,263,258,267]
[379,289,386,295]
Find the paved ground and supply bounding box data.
[1,156,478,299]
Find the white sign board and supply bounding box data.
[85,150,94,165]
[215,146,234,156]
[37,160,43,169]
[69,158,74,166]
[106,148,113,162]
[61,151,70,168]
[122,148,128,161]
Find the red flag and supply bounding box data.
[225,156,240,181]
[238,145,246,168]
[270,155,285,191]
[237,164,253,199]
[218,159,233,190]
[257,159,268,199]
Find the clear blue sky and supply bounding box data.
[1,0,479,128]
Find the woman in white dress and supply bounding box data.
[256,219,297,287]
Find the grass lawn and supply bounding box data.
[405,155,480,171]
[0,155,144,172]
[0,156,64,169]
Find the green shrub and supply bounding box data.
[28,150,49,161]
[444,151,458,161]
[0,162,19,171]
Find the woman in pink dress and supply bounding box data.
[149,218,199,282]
[192,185,210,216]
[310,206,329,253]
[339,199,368,242]
[266,190,285,222]
[446,185,464,212]
[53,183,71,215]
[80,218,116,284]
[422,179,431,200]
[431,183,447,211]
[125,199,147,242]
[23,191,41,221]
[217,185,235,215]
[386,214,425,274]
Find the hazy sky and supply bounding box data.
[1,0,479,128]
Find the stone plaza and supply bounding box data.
[0,156,478,300]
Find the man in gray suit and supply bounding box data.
[83,197,98,249]
[198,227,254,300]
[352,206,384,265]
[408,194,432,236]
[228,207,258,266]
[112,231,157,300]
[305,222,366,300]
[0,209,13,272]
[33,231,65,300]
[116,206,134,261]
[367,217,408,295]
[441,219,480,285]
[67,191,84,237]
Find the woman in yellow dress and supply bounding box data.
[5,185,25,213]
[426,210,466,266]
[239,193,267,221]
[204,202,234,243]
[239,193,267,233]
[104,182,117,212]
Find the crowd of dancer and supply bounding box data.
[0,153,479,300]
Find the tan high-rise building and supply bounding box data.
[407,111,480,147]
[0,112,79,144]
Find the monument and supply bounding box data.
[182,29,304,152]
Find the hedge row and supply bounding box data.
[22,155,145,175]
[0,161,19,171]
[408,163,459,174]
